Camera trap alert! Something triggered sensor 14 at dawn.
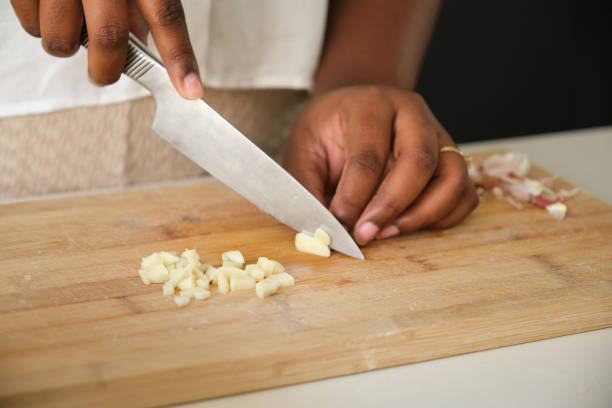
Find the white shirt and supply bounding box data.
[0,0,327,118]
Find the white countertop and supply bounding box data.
[179,126,612,408]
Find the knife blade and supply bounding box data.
[81,31,364,260]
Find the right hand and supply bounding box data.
[10,0,203,99]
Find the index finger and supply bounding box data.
[135,0,203,99]
[353,94,440,244]
[328,98,394,237]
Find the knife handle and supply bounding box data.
[80,26,167,92]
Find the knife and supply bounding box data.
[80,31,364,260]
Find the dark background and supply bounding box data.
[415,0,612,143]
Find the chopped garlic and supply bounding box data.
[230,275,256,291]
[181,249,200,265]
[141,253,163,269]
[193,288,211,300]
[295,232,330,257]
[546,202,567,220]
[222,250,245,268]
[162,281,175,296]
[205,266,218,284]
[169,266,188,284]
[271,272,295,288]
[159,251,179,265]
[256,276,280,299]
[217,270,229,294]
[314,227,332,246]
[245,264,265,282]
[138,269,151,285]
[194,266,207,280]
[146,264,169,283]
[139,248,295,305]
[180,287,210,300]
[174,295,190,307]
[178,275,196,290]
[257,257,285,277]
[217,266,248,279]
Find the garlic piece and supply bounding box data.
[546,202,567,220]
[196,278,209,289]
[314,227,332,246]
[205,266,218,284]
[217,266,248,279]
[177,275,196,290]
[271,272,295,288]
[245,264,265,282]
[181,249,200,265]
[174,295,190,307]
[257,257,285,277]
[141,253,163,269]
[146,264,170,283]
[193,288,211,300]
[295,232,330,257]
[162,281,175,296]
[217,270,229,294]
[138,269,151,285]
[255,277,280,299]
[159,251,179,265]
[222,250,245,268]
[180,287,210,300]
[230,275,256,291]
[169,266,188,284]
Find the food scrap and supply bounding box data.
[468,152,579,220]
[137,249,294,307]
[295,227,332,257]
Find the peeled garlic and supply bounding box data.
[217,270,229,294]
[222,250,245,268]
[162,281,175,296]
[230,275,256,291]
[314,227,332,246]
[271,272,295,288]
[245,264,265,282]
[138,269,151,285]
[295,232,330,257]
[205,266,218,284]
[139,249,295,305]
[257,257,285,277]
[196,278,209,289]
[546,202,567,220]
[174,295,190,307]
[217,266,248,279]
[255,276,280,299]
[159,251,179,265]
[146,264,170,283]
[180,287,211,300]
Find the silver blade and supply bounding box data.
[151,88,363,259]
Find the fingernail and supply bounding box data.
[377,224,400,239]
[356,221,379,245]
[183,72,204,99]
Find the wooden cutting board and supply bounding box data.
[1,153,611,407]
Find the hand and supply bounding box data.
[283,85,478,246]
[10,0,203,99]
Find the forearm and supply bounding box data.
[314,0,441,94]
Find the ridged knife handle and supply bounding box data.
[80,26,168,93]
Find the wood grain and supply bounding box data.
[1,153,611,407]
